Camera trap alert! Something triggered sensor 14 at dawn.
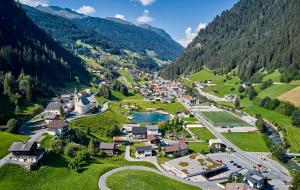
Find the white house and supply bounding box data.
[209,139,226,151]
[135,146,153,158]
[47,120,68,136]
[146,125,160,135]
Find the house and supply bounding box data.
[74,89,98,114]
[225,94,238,101]
[99,143,116,156]
[244,170,266,189]
[242,82,254,88]
[177,110,190,118]
[47,120,68,136]
[61,94,71,103]
[225,183,257,190]
[162,141,188,157]
[132,127,147,140]
[182,95,193,104]
[135,146,153,158]
[209,139,226,151]
[147,134,161,145]
[46,102,61,115]
[8,141,44,169]
[44,114,59,124]
[113,136,129,146]
[146,125,160,135]
[122,123,140,134]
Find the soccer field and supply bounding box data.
[201,111,251,127]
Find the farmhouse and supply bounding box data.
[122,123,140,134]
[46,102,61,115]
[44,114,59,124]
[113,136,129,146]
[147,134,161,145]
[146,125,160,135]
[47,120,68,136]
[8,141,45,169]
[132,127,147,140]
[99,143,116,156]
[135,146,153,158]
[163,153,226,179]
[162,141,188,157]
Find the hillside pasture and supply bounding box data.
[0,132,29,159]
[258,84,298,99]
[278,86,300,107]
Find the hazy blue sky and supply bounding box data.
[20,0,238,47]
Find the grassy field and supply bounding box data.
[258,84,298,99]
[118,70,135,84]
[187,142,210,153]
[188,69,239,85]
[263,70,281,82]
[201,111,250,127]
[112,90,144,101]
[204,84,240,98]
[223,132,269,152]
[278,86,300,106]
[181,117,198,122]
[121,101,186,115]
[0,152,155,190]
[190,127,216,141]
[0,132,29,159]
[106,169,200,190]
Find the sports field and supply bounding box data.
[201,111,250,127]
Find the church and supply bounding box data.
[74,89,98,114]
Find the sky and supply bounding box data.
[20,0,238,47]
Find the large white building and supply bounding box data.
[74,89,98,114]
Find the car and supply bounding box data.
[233,163,237,166]
[230,160,234,163]
[236,165,242,168]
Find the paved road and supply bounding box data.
[179,99,291,183]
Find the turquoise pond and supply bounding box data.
[130,112,170,123]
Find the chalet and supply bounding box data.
[46,102,61,115]
[113,136,129,146]
[8,141,44,169]
[146,125,160,135]
[135,146,153,158]
[132,127,147,140]
[99,143,116,156]
[147,134,161,145]
[44,114,59,124]
[209,139,226,151]
[162,141,188,157]
[242,82,254,88]
[225,183,257,190]
[47,120,68,136]
[122,123,140,134]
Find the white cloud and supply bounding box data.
[75,5,96,15]
[19,0,48,7]
[179,23,207,47]
[139,0,156,6]
[137,10,154,24]
[115,14,126,20]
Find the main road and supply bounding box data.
[179,99,291,183]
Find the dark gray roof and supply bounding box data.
[136,146,152,152]
[245,170,264,184]
[9,141,36,152]
[46,102,61,110]
[99,143,115,150]
[132,127,147,134]
[146,125,159,130]
[80,96,90,105]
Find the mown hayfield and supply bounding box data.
[204,84,240,98]
[106,170,200,190]
[188,69,239,85]
[258,84,298,99]
[0,132,29,159]
[201,111,250,127]
[190,127,216,140]
[223,132,269,152]
[188,142,210,153]
[278,86,300,106]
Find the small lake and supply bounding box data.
[130,112,170,124]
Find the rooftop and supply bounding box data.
[46,102,61,110]
[136,146,152,152]
[132,127,147,134]
[9,141,36,152]
[163,142,188,153]
[225,183,257,190]
[48,120,66,129]
[99,143,115,150]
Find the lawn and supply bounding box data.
[258,84,298,99]
[121,101,186,115]
[223,132,269,152]
[0,132,29,159]
[187,142,210,153]
[181,117,198,122]
[118,70,135,84]
[0,152,155,190]
[106,169,200,190]
[40,134,53,149]
[201,111,250,127]
[190,127,216,141]
[112,90,144,101]
[263,70,281,82]
[204,84,240,98]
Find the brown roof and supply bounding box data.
[48,120,66,129]
[225,183,257,190]
[113,136,128,142]
[147,135,161,142]
[164,142,188,153]
[99,143,115,150]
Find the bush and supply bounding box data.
[291,110,300,126]
[50,140,66,154]
[64,143,81,157]
[6,119,18,133]
[282,102,296,116]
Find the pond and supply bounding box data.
[130,112,170,124]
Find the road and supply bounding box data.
[179,99,291,183]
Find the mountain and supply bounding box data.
[161,0,300,82]
[0,0,88,85]
[22,5,122,58]
[35,5,86,19]
[138,24,172,40]
[105,17,135,26]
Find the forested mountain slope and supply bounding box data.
[0,0,88,84]
[161,0,300,82]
